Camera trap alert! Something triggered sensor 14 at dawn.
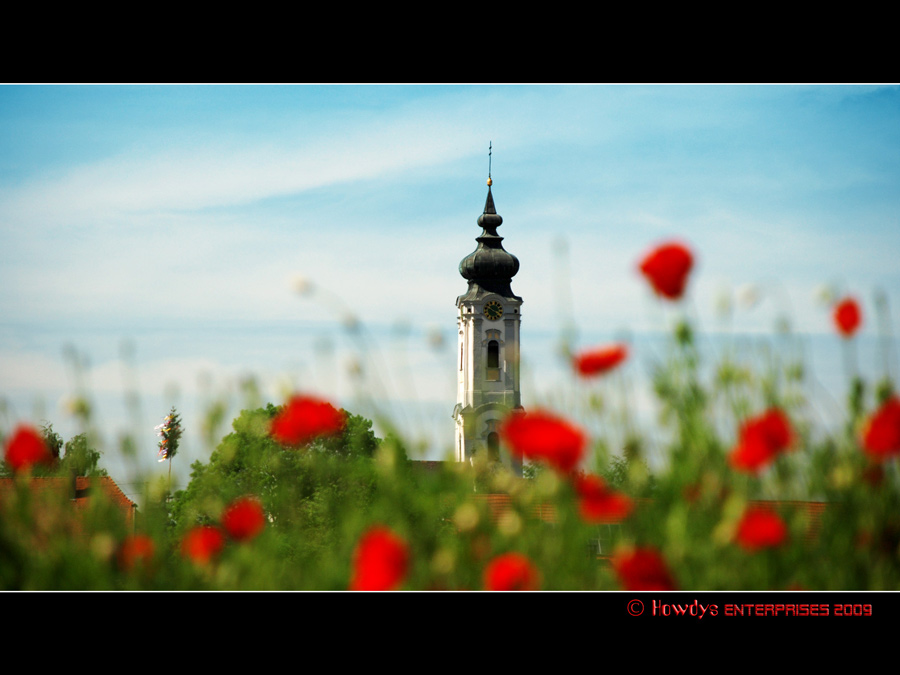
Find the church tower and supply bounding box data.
[453,156,523,474]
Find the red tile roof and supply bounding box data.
[0,475,136,525]
[472,493,557,524]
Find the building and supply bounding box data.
[452,169,524,474]
[0,475,137,530]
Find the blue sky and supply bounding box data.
[2,84,898,497]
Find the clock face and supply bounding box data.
[483,301,503,321]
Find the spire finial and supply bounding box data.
[487,142,492,187]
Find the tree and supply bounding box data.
[307,409,380,458]
[169,403,392,565]
[10,424,107,477]
[40,423,64,462]
[60,433,107,477]
[155,407,183,462]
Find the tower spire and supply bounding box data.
[483,142,496,215]
[458,144,519,300]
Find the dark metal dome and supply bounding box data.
[458,185,520,301]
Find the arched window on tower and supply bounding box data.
[486,340,500,381]
[487,432,500,462]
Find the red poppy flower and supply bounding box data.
[729,408,793,473]
[500,409,587,474]
[181,525,225,565]
[861,396,900,461]
[118,534,155,571]
[4,425,54,474]
[638,241,694,301]
[483,552,541,591]
[222,496,266,542]
[573,344,629,378]
[735,507,788,552]
[833,297,862,338]
[271,395,345,447]
[350,526,410,591]
[611,547,676,591]
[572,473,633,523]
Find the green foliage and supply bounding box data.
[167,404,396,581]
[522,462,542,480]
[60,433,107,477]
[307,409,381,459]
[11,424,107,478]
[1,316,899,590]
[40,423,63,461]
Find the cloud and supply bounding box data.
[0,87,566,230]
[2,86,899,464]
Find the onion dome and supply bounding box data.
[458,179,521,301]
